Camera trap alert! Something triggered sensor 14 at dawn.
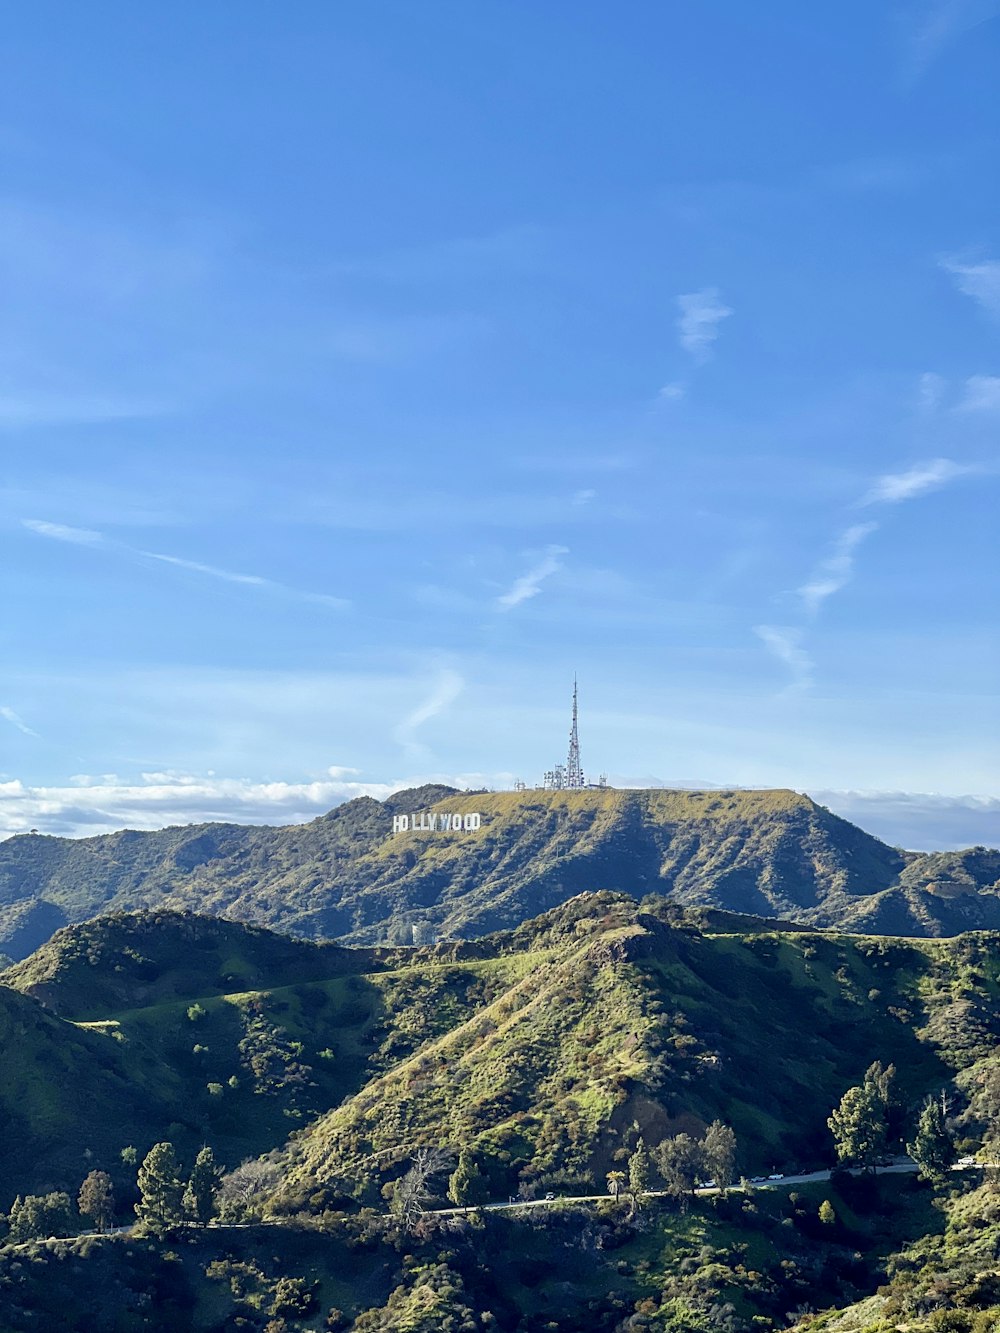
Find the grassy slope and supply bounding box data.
[4,898,1000,1224]
[267,898,1000,1212]
[8,783,998,959]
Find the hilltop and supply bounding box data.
[1,785,999,959]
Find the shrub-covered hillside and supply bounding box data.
[3,785,999,959]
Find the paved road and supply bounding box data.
[433,1157,981,1216]
[6,1158,980,1246]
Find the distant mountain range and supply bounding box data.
[1,785,999,960]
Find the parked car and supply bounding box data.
[544,1192,555,1200]
[767,1173,783,1181]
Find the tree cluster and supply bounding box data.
[607,1121,738,1207]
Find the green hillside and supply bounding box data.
[3,899,1000,1330]
[262,894,1000,1214]
[3,785,997,959]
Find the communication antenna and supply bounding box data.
[566,676,585,789]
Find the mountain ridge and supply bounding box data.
[1,785,998,958]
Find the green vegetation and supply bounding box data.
[2,893,1000,1328]
[2,785,999,962]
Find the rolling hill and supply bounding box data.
[5,895,999,1216]
[2,786,999,960]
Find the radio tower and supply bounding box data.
[566,677,585,789]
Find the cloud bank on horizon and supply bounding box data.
[0,770,996,854]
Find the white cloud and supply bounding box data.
[22,518,104,545]
[941,254,1000,318]
[0,772,403,838]
[860,458,971,505]
[0,706,40,739]
[754,625,813,691]
[496,545,568,610]
[22,517,349,609]
[811,788,1000,852]
[918,371,946,412]
[139,550,350,608]
[903,1,1000,81]
[658,382,686,401]
[798,522,879,616]
[676,288,733,362]
[571,488,596,507]
[958,374,1000,412]
[0,394,161,428]
[393,670,465,756]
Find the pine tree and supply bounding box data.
[183,1146,222,1225]
[447,1149,488,1209]
[828,1077,888,1172]
[135,1142,184,1234]
[907,1096,955,1184]
[628,1138,651,1199]
[818,1199,836,1226]
[78,1170,115,1231]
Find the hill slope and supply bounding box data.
[4,785,998,957]
[262,893,1000,1213]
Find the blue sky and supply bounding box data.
[1,1,998,848]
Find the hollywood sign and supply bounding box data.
[391,811,482,834]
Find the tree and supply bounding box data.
[391,1146,454,1228]
[653,1134,703,1205]
[907,1095,955,1184]
[78,1170,115,1231]
[828,1064,896,1173]
[183,1146,222,1224]
[628,1138,651,1199]
[7,1192,73,1242]
[818,1199,836,1226]
[135,1142,184,1234]
[447,1149,488,1209]
[702,1121,737,1190]
[606,1170,627,1200]
[217,1157,283,1220]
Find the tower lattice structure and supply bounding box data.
[565,677,585,788]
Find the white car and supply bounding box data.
[767,1173,783,1181]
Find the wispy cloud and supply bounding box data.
[918,371,946,412]
[393,670,465,755]
[496,545,568,610]
[860,458,973,505]
[754,626,813,691]
[658,381,686,401]
[941,254,1000,318]
[797,522,879,616]
[0,706,40,739]
[958,374,1000,412]
[22,518,349,609]
[760,456,981,688]
[571,488,596,507]
[22,518,104,545]
[902,0,1000,81]
[0,393,162,428]
[676,287,733,362]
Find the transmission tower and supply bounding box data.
[566,677,585,788]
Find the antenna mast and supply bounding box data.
[566,676,585,788]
